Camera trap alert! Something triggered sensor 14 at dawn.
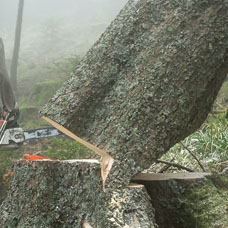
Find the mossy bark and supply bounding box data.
[41,0,228,189]
[134,174,228,228]
[0,160,157,228]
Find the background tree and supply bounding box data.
[10,0,24,92]
[0,38,16,111]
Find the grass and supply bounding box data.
[215,80,228,109]
[192,115,228,163]
[43,138,93,160]
[156,113,228,173]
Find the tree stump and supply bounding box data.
[0,160,157,228]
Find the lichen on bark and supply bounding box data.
[0,161,157,228]
[41,0,228,189]
[134,174,228,228]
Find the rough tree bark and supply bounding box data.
[41,0,228,188]
[0,160,157,228]
[0,0,228,227]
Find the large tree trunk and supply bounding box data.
[41,0,228,189]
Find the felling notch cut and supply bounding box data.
[42,116,114,191]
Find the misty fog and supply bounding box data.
[0,0,128,62]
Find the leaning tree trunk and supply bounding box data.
[41,0,228,188]
[0,0,228,227]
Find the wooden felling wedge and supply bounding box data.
[42,116,114,191]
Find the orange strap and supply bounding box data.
[22,154,56,161]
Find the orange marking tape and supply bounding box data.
[22,153,55,161]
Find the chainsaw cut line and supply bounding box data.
[42,116,114,191]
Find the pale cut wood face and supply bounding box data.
[83,222,93,228]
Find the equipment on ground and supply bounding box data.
[0,38,61,147]
[0,109,62,146]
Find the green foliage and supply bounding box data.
[48,56,81,75]
[159,114,228,172]
[191,115,228,162]
[216,80,228,107]
[17,55,81,101]
[19,107,47,130]
[18,80,63,129]
[18,56,80,108]
[17,62,62,94]
[43,138,93,160]
[213,78,228,113]
[17,55,81,129]
[20,80,63,108]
